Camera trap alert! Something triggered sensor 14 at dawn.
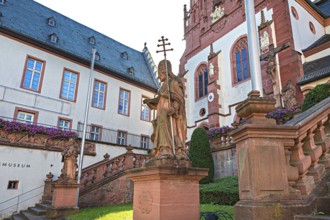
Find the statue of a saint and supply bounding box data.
[144,60,188,161]
[281,80,299,109]
[260,31,270,49]
[60,139,78,181]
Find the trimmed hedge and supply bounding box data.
[301,83,330,112]
[189,127,214,184]
[200,176,239,206]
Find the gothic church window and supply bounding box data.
[195,64,208,100]
[231,37,250,85]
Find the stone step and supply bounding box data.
[20,210,47,220]
[41,200,52,206]
[27,207,46,216]
[35,203,51,210]
[294,215,330,220]
[317,197,330,215]
[11,214,25,220]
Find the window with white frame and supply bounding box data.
[140,136,149,149]
[92,80,106,109]
[91,126,101,141]
[50,33,58,43]
[117,131,127,145]
[58,119,71,130]
[22,57,44,92]
[60,69,79,101]
[118,89,130,116]
[141,97,150,121]
[17,111,34,124]
[47,17,56,27]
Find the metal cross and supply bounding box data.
[156,36,173,59]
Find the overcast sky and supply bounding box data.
[34,0,190,74]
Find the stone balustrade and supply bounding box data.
[79,146,151,194]
[232,93,330,220]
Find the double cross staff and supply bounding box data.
[156,36,176,156]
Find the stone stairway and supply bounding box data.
[294,179,330,220]
[3,200,68,220]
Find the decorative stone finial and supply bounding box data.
[126,145,134,153]
[103,153,110,160]
[46,172,54,181]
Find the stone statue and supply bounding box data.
[209,63,214,77]
[60,139,78,181]
[210,6,225,23]
[260,31,270,49]
[260,42,290,107]
[281,80,299,109]
[143,60,189,161]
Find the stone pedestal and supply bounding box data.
[42,172,54,201]
[232,91,302,219]
[46,181,79,219]
[128,164,208,220]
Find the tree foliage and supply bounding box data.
[301,83,330,112]
[189,127,214,183]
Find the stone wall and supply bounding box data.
[78,174,133,207]
[212,146,237,179]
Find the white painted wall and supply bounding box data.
[288,0,326,53]
[0,34,154,137]
[0,143,147,218]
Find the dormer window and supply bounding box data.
[47,17,56,27]
[50,33,58,43]
[128,67,134,75]
[121,52,128,60]
[89,36,96,45]
[0,0,6,5]
[95,52,100,61]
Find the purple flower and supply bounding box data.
[0,118,78,140]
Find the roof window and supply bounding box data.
[121,52,128,60]
[89,36,96,45]
[47,17,56,27]
[95,52,100,61]
[128,67,134,75]
[50,33,59,43]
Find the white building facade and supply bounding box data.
[0,0,158,217]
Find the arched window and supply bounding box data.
[195,64,208,100]
[231,37,250,85]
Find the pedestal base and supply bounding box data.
[46,181,80,219]
[128,165,208,220]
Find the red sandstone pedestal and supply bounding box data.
[128,164,208,220]
[46,181,79,219]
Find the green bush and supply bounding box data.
[189,127,214,184]
[200,176,239,206]
[301,83,330,112]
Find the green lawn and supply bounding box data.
[68,204,234,220]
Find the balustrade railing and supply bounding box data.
[285,97,330,195]
[79,146,151,194]
[77,122,153,149]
